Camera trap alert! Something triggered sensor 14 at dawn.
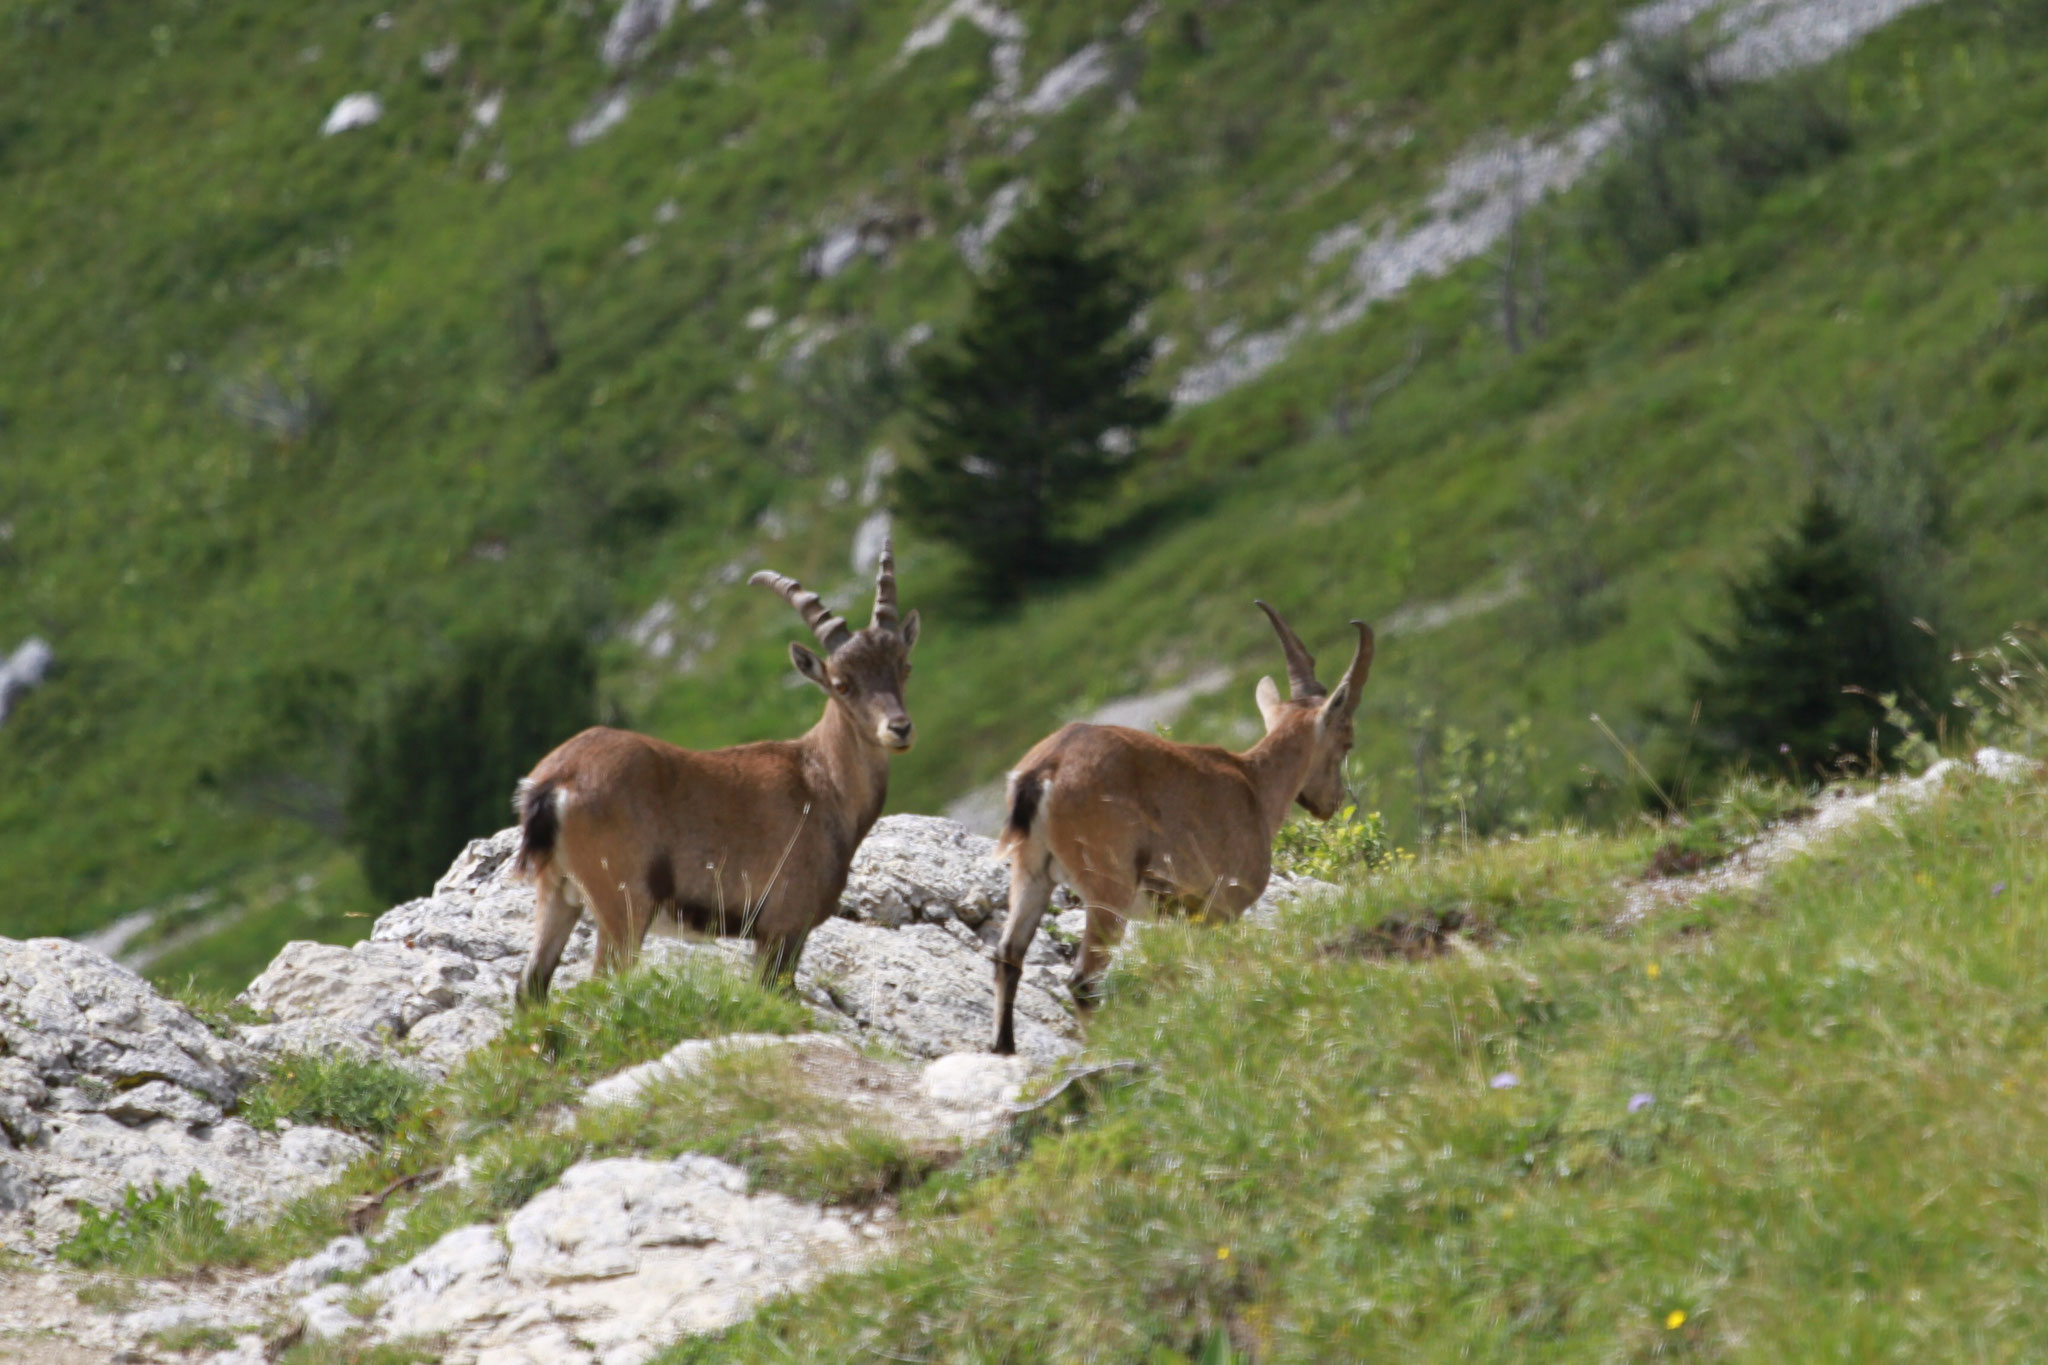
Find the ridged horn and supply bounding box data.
[1255,600,1325,700]
[1336,620,1375,710]
[871,537,900,632]
[750,570,852,654]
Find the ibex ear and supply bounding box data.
[1255,675,1285,728]
[1316,681,1353,732]
[789,642,830,690]
[900,609,920,652]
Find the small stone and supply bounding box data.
[321,93,383,137]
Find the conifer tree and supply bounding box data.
[895,180,1167,602]
[345,626,596,901]
[1693,490,1945,775]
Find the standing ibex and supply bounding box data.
[988,602,1373,1053]
[513,544,920,1004]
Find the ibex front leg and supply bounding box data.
[754,927,812,992]
[991,853,1055,1055]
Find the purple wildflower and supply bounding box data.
[1489,1072,1519,1090]
[1628,1092,1655,1114]
[1993,882,2009,897]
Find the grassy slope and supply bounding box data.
[0,0,1630,954]
[657,764,2048,1362]
[5,0,2048,987]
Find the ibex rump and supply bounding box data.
[989,602,1373,1053]
[514,546,919,1004]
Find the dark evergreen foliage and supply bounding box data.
[345,626,596,902]
[1693,491,1946,776]
[894,180,1168,602]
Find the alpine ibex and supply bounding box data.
[988,602,1373,1053]
[513,544,920,1004]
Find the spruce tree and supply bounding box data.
[895,180,1168,602]
[345,626,596,901]
[1693,491,1945,776]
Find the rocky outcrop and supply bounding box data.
[0,939,366,1252]
[600,0,680,68]
[1620,747,2035,923]
[345,1156,875,1365]
[320,92,382,137]
[0,635,51,726]
[233,815,1099,1073]
[236,826,616,1077]
[797,915,1078,1061]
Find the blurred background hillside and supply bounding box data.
[3,0,2045,990]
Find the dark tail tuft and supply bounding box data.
[515,778,560,875]
[1001,769,1044,850]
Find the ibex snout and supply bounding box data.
[882,715,916,750]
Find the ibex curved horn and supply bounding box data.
[751,570,852,654]
[1335,620,1375,711]
[1255,600,1324,700]
[871,537,900,632]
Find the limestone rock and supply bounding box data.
[0,938,366,1249]
[600,0,679,68]
[582,1032,819,1111]
[321,92,382,136]
[279,1234,372,1293]
[236,828,576,1076]
[0,636,51,725]
[0,937,254,1108]
[838,814,1015,928]
[795,917,1077,1062]
[330,1155,876,1363]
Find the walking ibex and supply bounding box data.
[513,544,920,1004]
[988,602,1373,1053]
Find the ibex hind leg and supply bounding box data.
[519,871,582,1007]
[991,852,1056,1055]
[1073,898,1134,1014]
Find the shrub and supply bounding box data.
[1273,805,1399,881]
[1410,711,1542,842]
[1691,491,1947,775]
[57,1174,241,1273]
[240,1052,426,1138]
[345,624,596,903]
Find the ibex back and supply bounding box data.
[513,544,920,1003]
[989,601,1373,1053]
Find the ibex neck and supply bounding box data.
[802,699,890,836]
[1239,715,1319,836]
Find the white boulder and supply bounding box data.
[0,636,51,724]
[321,92,383,137]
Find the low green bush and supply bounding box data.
[239,1052,426,1139]
[56,1175,246,1274]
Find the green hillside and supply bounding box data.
[3,0,2046,983]
[665,764,2048,1362]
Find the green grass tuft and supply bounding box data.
[239,1052,428,1139]
[55,1175,250,1275]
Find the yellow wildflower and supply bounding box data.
[1217,1247,1231,1261]
[1646,962,1661,980]
[1666,1310,1687,1330]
